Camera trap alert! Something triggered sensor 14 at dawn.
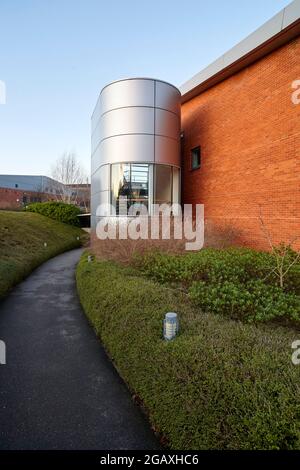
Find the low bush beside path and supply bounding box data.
[76,251,300,450]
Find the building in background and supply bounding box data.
[0,175,63,210]
[180,0,300,249]
[65,183,90,212]
[89,1,299,249]
[0,175,90,211]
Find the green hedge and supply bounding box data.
[136,248,300,324]
[189,280,300,324]
[76,253,300,449]
[25,201,80,226]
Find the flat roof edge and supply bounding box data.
[180,0,300,103]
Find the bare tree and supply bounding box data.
[33,181,44,203]
[79,176,91,213]
[51,152,88,205]
[259,206,300,289]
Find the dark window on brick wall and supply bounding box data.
[191,146,201,170]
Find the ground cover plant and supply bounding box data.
[76,252,300,449]
[136,247,300,325]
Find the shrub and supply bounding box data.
[285,264,300,295]
[137,248,300,325]
[141,248,300,294]
[76,254,300,449]
[25,201,80,226]
[189,280,300,323]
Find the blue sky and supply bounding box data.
[0,0,290,177]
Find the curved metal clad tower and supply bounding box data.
[91,78,181,225]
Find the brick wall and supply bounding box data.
[181,36,300,250]
[0,188,55,210]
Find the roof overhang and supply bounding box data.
[180,0,300,103]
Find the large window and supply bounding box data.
[111,163,179,215]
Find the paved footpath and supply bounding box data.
[0,249,159,450]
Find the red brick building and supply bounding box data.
[0,187,45,210]
[0,175,63,210]
[180,1,300,249]
[0,175,90,211]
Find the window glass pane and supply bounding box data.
[111,163,129,201]
[154,165,172,205]
[130,163,149,207]
[191,147,201,169]
[172,167,180,206]
[111,163,149,214]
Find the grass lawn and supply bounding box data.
[76,252,300,450]
[0,210,87,298]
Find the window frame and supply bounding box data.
[191,146,201,171]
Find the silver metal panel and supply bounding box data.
[99,134,155,165]
[283,0,300,29]
[91,78,181,216]
[155,108,180,141]
[100,107,154,141]
[91,99,102,135]
[98,190,110,207]
[155,136,180,166]
[98,191,110,217]
[91,124,101,154]
[180,57,225,96]
[155,81,181,115]
[180,1,300,97]
[91,190,110,217]
[223,11,283,68]
[91,164,110,194]
[91,194,97,219]
[172,167,180,206]
[91,215,96,228]
[91,149,101,174]
[100,79,154,115]
[91,169,100,195]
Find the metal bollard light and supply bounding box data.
[163,312,179,341]
[0,340,6,365]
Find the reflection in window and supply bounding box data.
[172,167,180,206]
[111,163,149,215]
[111,163,180,215]
[154,165,172,205]
[191,146,201,170]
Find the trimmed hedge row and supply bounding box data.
[76,253,300,450]
[25,201,81,226]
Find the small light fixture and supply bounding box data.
[76,236,80,241]
[164,312,179,341]
[87,255,93,263]
[44,242,47,247]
